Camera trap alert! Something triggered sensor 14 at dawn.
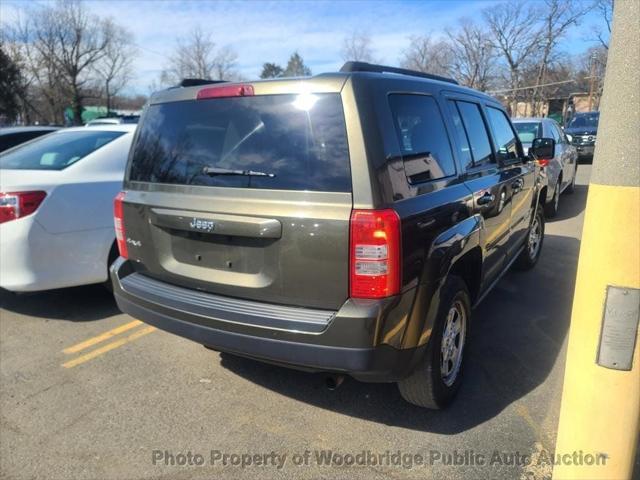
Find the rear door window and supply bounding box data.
[449,100,494,169]
[0,130,124,170]
[128,93,351,192]
[388,94,456,183]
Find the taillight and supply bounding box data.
[113,191,128,259]
[537,158,551,167]
[0,191,46,224]
[197,84,254,100]
[349,209,401,299]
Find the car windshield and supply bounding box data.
[568,113,599,129]
[513,122,542,144]
[0,130,124,170]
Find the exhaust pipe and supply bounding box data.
[325,374,345,391]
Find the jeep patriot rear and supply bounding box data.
[111,62,545,408]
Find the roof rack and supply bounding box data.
[339,61,458,85]
[179,78,228,87]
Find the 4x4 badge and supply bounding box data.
[126,238,141,247]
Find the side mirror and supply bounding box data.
[530,137,555,160]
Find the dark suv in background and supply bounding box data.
[111,62,547,409]
[564,111,599,162]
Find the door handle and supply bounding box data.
[417,218,436,229]
[476,192,495,206]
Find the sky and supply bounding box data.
[0,0,608,95]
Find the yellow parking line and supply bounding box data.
[62,326,157,369]
[62,320,143,354]
[515,402,552,451]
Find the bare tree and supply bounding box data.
[400,35,452,77]
[95,20,136,112]
[446,20,496,90]
[212,45,239,80]
[529,0,591,113]
[163,27,238,83]
[484,1,543,113]
[341,31,375,62]
[593,0,614,49]
[37,0,111,124]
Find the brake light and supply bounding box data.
[0,191,46,224]
[536,158,551,167]
[113,191,128,259]
[349,209,401,299]
[197,84,254,100]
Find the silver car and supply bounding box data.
[513,117,578,217]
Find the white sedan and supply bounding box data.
[0,125,136,292]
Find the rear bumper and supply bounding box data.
[0,217,112,292]
[111,258,422,382]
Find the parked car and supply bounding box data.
[564,111,599,162]
[513,117,578,217]
[0,126,60,152]
[0,125,136,292]
[110,62,547,409]
[85,115,140,127]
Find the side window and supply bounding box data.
[388,94,456,183]
[453,101,494,168]
[550,123,563,143]
[447,101,473,171]
[486,106,519,162]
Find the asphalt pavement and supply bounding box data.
[0,165,592,480]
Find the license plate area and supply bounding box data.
[169,229,275,274]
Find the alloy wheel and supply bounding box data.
[528,212,542,260]
[440,300,467,387]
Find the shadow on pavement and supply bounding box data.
[0,284,119,321]
[220,232,579,434]
[549,184,588,222]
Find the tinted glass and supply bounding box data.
[0,131,54,152]
[513,122,542,144]
[0,130,124,170]
[129,93,351,192]
[486,107,519,162]
[455,101,494,167]
[447,101,473,170]
[568,112,599,128]
[389,94,455,183]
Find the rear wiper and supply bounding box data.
[202,166,275,178]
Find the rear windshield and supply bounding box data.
[128,93,351,192]
[0,130,124,170]
[513,122,542,144]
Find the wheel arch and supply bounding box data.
[400,214,482,351]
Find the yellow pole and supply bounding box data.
[553,1,640,479]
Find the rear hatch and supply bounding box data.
[122,86,353,310]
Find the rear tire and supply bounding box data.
[544,182,560,218]
[514,206,544,271]
[397,275,470,409]
[565,166,577,194]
